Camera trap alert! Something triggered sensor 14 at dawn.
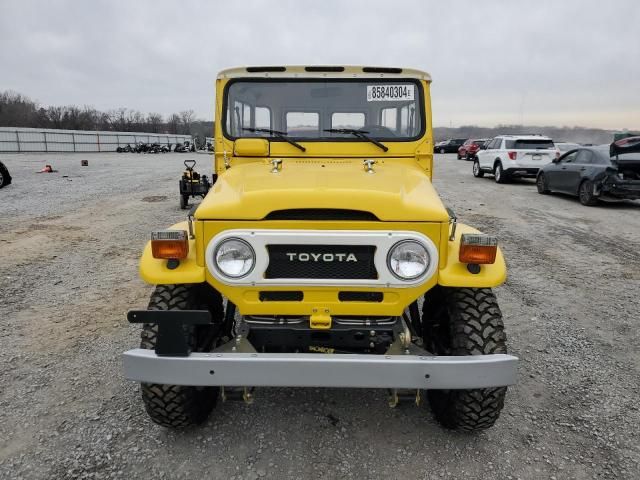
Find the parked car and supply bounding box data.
[473,134,557,183]
[536,137,640,205]
[457,138,488,160]
[434,138,466,154]
[0,160,12,188]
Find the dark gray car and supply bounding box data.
[0,160,12,188]
[536,138,640,206]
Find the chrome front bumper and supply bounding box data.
[122,349,518,389]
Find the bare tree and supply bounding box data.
[168,113,181,134]
[147,113,164,133]
[180,110,196,134]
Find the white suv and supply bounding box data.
[473,135,558,183]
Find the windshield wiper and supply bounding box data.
[242,127,306,152]
[323,128,389,152]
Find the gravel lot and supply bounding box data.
[1,152,639,480]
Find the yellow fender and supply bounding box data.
[139,222,205,285]
[438,223,507,288]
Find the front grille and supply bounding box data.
[265,244,377,279]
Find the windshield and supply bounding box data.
[224,80,424,141]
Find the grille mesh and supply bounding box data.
[265,245,377,279]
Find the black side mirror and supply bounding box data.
[552,157,561,164]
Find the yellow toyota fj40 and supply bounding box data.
[123,66,518,431]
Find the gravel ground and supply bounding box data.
[0,152,639,480]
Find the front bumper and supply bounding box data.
[122,349,518,389]
[124,309,518,390]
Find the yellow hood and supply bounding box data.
[195,158,449,222]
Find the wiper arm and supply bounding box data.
[323,128,389,152]
[242,127,306,152]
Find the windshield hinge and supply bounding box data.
[270,158,282,173]
[223,150,230,169]
[446,207,457,241]
[363,159,377,174]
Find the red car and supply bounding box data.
[458,138,488,160]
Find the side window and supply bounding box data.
[493,139,502,150]
[380,107,397,130]
[243,104,252,128]
[331,112,365,129]
[286,112,319,135]
[255,107,271,129]
[562,151,578,163]
[575,150,593,164]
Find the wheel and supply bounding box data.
[140,284,224,428]
[0,161,11,188]
[494,162,509,184]
[472,160,484,178]
[536,173,550,194]
[579,180,598,206]
[422,287,508,431]
[440,148,446,154]
[457,153,462,160]
[180,194,189,210]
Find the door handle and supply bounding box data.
[561,167,567,170]
[580,167,586,171]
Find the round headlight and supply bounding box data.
[214,238,255,278]
[387,240,430,280]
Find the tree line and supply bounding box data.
[2,90,622,144]
[0,90,213,138]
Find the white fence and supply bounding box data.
[0,127,193,153]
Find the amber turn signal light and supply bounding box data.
[151,230,189,259]
[459,233,497,265]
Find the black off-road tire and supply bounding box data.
[472,160,484,178]
[536,173,550,194]
[579,180,598,206]
[140,284,224,428]
[422,287,508,431]
[457,153,462,160]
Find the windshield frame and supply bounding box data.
[221,78,426,144]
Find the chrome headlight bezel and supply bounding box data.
[386,239,431,281]
[213,237,256,279]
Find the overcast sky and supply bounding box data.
[1,0,639,129]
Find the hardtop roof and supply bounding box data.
[217,65,432,81]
